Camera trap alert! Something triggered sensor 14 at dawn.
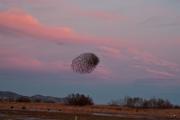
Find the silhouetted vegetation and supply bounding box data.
[44,100,56,103]
[16,97,31,103]
[32,98,42,103]
[10,106,14,109]
[0,91,179,109]
[21,106,26,110]
[109,96,174,109]
[0,98,16,102]
[174,105,180,109]
[64,93,94,106]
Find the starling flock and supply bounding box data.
[71,53,100,74]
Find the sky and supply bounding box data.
[0,0,180,104]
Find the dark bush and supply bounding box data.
[16,97,31,102]
[64,93,94,106]
[44,100,55,103]
[10,106,14,109]
[22,106,26,110]
[174,105,180,109]
[110,97,174,109]
[33,98,42,103]
[7,98,15,102]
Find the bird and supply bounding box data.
[71,53,100,74]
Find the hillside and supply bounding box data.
[0,91,64,103]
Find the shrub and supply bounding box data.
[33,98,42,103]
[110,97,174,109]
[22,106,26,110]
[174,105,180,109]
[16,97,31,103]
[10,106,14,109]
[64,93,94,106]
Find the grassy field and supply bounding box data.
[0,102,179,120]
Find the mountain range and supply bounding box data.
[0,91,64,103]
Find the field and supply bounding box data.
[0,102,179,120]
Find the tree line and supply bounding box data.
[0,93,94,106]
[109,96,180,109]
[0,94,179,108]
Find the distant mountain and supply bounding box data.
[0,91,64,103]
[31,95,64,103]
[0,91,23,99]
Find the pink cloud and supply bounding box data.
[0,48,112,79]
[0,48,69,72]
[77,10,125,21]
[133,64,175,78]
[0,9,79,43]
[0,9,179,80]
[129,48,179,79]
[93,65,112,79]
[145,68,175,78]
[100,46,120,55]
[53,2,126,22]
[96,45,179,79]
[0,9,125,47]
[98,46,179,78]
[128,48,179,70]
[99,46,121,58]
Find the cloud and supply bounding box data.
[94,65,111,79]
[0,9,124,48]
[134,65,175,78]
[0,9,115,79]
[98,46,179,79]
[98,46,121,58]
[128,48,179,70]
[99,45,180,77]
[0,48,69,72]
[0,48,113,79]
[0,9,179,80]
[0,9,81,43]
[49,1,126,22]
[76,10,125,22]
[129,48,179,79]
[99,45,180,79]
[97,45,179,79]
[145,68,175,78]
[140,15,180,28]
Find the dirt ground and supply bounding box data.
[0,102,179,120]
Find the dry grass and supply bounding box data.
[0,102,179,119]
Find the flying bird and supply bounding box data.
[71,53,100,74]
